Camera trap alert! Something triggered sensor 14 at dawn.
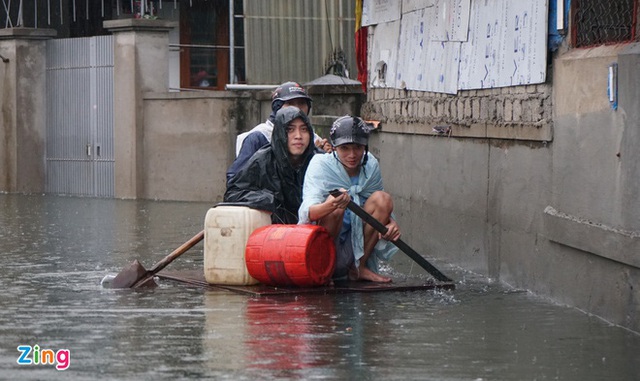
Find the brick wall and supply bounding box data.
[361,84,553,142]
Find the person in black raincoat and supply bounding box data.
[223,106,316,224]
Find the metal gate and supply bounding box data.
[45,36,114,197]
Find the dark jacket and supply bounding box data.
[223,107,316,224]
[225,130,269,182]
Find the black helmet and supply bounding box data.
[271,81,312,108]
[330,115,370,147]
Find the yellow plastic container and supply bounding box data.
[204,205,271,285]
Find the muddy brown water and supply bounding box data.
[1,194,638,380]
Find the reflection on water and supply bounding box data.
[1,194,639,380]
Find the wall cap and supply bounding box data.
[103,19,177,33]
[0,27,56,40]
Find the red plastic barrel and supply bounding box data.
[245,224,336,287]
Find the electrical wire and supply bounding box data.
[324,0,349,84]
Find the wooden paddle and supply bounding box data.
[329,190,453,283]
[111,230,205,288]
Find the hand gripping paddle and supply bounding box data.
[329,190,453,283]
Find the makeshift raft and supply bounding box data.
[157,270,455,296]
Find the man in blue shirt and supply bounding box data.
[299,116,401,283]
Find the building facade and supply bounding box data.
[359,0,639,332]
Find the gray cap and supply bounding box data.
[330,115,370,147]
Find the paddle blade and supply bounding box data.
[111,259,156,288]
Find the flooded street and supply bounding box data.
[1,194,639,380]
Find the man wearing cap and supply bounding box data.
[298,115,401,283]
[226,81,330,182]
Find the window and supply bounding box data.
[572,0,638,47]
[178,0,245,90]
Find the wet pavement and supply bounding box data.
[1,193,639,380]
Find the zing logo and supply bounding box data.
[16,345,70,371]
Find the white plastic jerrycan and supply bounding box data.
[204,205,271,285]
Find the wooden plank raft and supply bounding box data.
[157,270,455,296]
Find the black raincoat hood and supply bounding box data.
[223,106,316,224]
[271,106,316,171]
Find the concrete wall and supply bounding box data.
[137,79,360,202]
[0,37,15,191]
[104,19,260,203]
[543,45,640,330]
[106,19,177,200]
[305,74,365,137]
[0,28,55,193]
[364,43,640,332]
[141,91,258,202]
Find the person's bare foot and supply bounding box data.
[356,267,392,283]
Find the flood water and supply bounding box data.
[1,193,639,380]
